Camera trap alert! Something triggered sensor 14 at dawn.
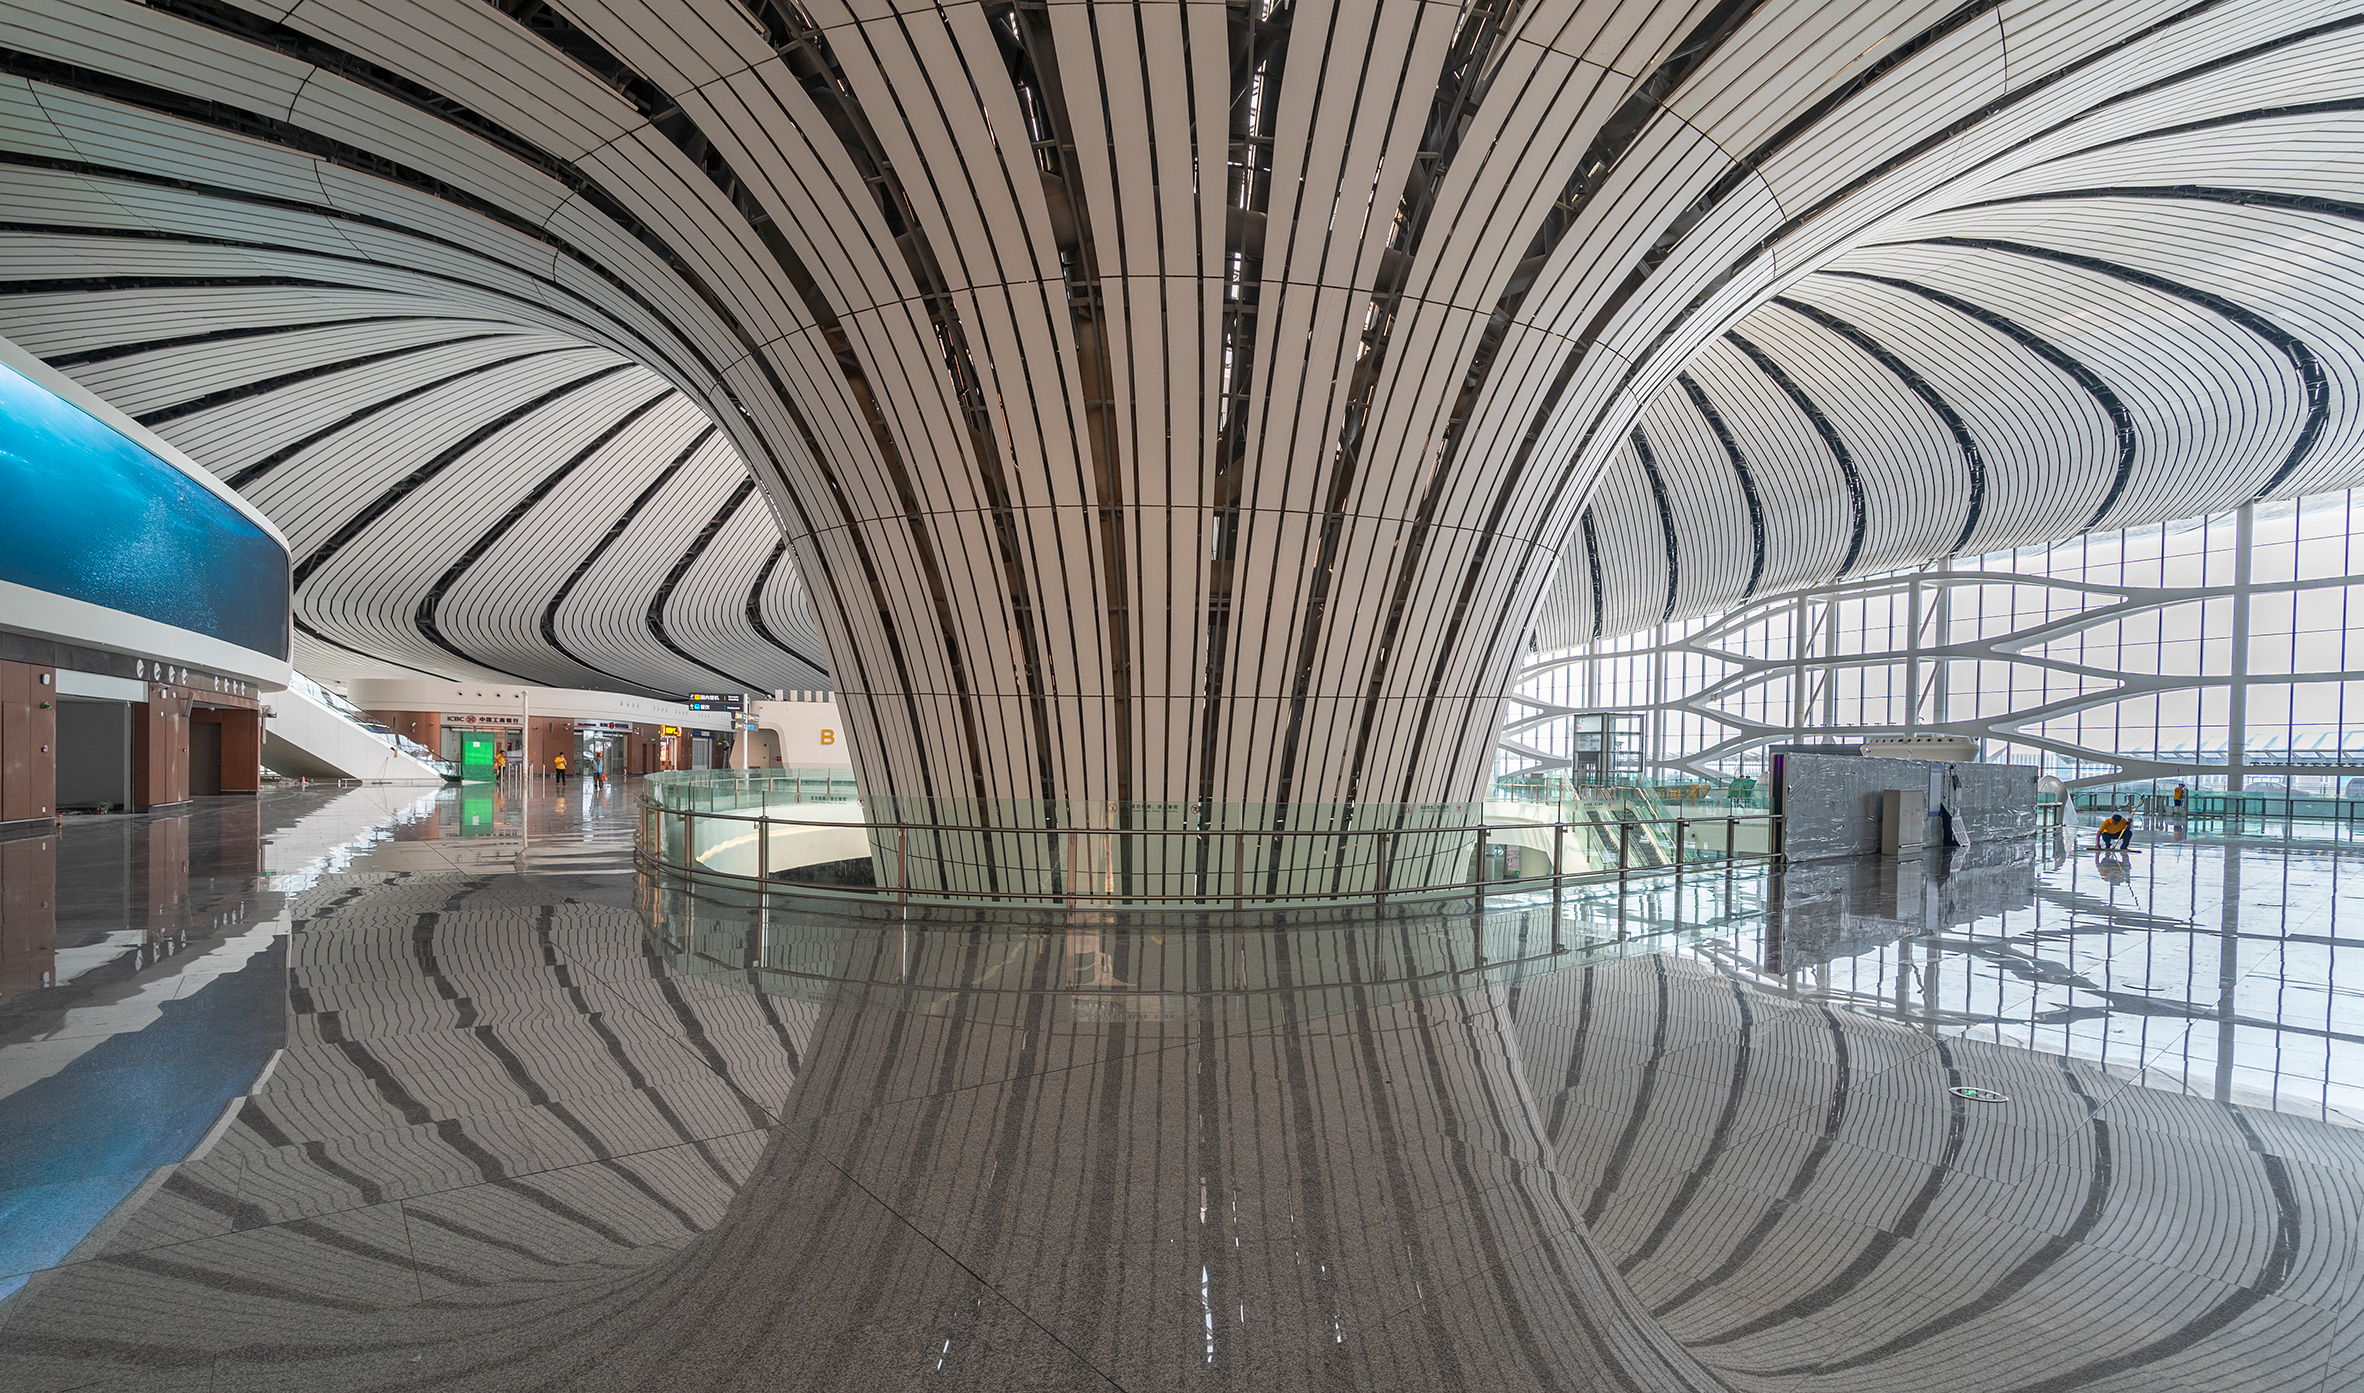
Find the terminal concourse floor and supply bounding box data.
[0,786,2357,1391]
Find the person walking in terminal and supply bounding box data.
[593,749,607,786]
[2173,782,2189,814]
[554,751,569,788]
[2098,812,2135,850]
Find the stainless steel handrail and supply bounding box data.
[635,800,1783,912]
[634,804,1777,838]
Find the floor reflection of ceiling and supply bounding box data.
[0,823,2356,1390]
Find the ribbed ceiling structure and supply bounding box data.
[2,0,2359,802]
[1539,22,2364,646]
[0,282,831,698]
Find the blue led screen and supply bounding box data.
[0,360,289,659]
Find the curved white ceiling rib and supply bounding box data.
[0,0,2359,802]
[0,246,828,697]
[1540,30,2364,650]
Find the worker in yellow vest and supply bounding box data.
[554,751,570,788]
[2097,812,2133,850]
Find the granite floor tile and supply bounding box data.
[6,792,2364,1389]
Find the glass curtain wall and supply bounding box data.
[1506,490,2364,791]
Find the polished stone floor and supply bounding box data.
[0,785,2356,1390]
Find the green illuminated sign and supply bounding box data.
[460,730,496,783]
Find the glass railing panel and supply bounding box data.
[637,773,1781,906]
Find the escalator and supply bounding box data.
[262,677,446,783]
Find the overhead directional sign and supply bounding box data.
[684,693,744,712]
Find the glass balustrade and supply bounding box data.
[636,770,1782,909]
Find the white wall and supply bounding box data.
[344,679,735,732]
[750,699,852,768]
[0,580,290,693]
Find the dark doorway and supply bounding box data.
[55,699,132,812]
[190,720,223,796]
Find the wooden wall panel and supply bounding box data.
[133,684,193,811]
[0,661,58,825]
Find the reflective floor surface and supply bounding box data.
[0,785,2356,1390]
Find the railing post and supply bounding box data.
[1675,817,1687,885]
[1618,820,1631,878]
[757,807,768,887]
[757,830,771,963]
[1552,822,1565,954]
[896,823,908,908]
[1474,824,1490,910]
[1234,831,1244,912]
[1470,825,1489,964]
[1376,830,1390,908]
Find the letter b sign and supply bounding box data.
[819,729,835,745]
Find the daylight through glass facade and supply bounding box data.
[1506,491,2364,790]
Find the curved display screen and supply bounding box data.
[0,360,289,660]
